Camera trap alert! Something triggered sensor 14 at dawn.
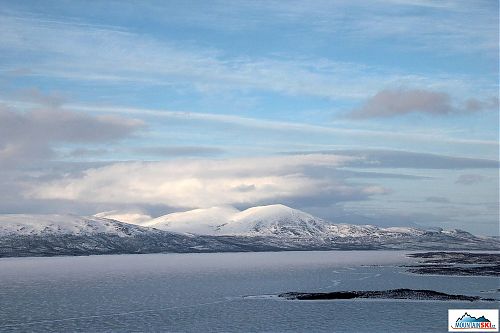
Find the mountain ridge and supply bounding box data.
[0,205,498,258]
[134,204,461,240]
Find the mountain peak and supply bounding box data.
[233,204,311,221]
[143,204,327,237]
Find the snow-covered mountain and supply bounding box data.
[143,204,425,239]
[0,206,497,257]
[135,204,499,251]
[143,206,240,235]
[0,214,244,257]
[0,214,150,237]
[143,204,331,236]
[94,211,153,226]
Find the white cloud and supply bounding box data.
[94,210,152,225]
[27,154,382,208]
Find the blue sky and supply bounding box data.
[0,0,498,234]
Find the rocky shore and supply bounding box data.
[405,252,500,277]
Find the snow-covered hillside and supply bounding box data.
[1,206,497,257]
[143,206,240,235]
[144,204,328,236]
[0,214,245,257]
[132,204,497,251]
[0,214,152,237]
[143,204,425,239]
[94,211,153,226]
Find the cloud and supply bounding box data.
[464,97,499,112]
[131,146,225,157]
[348,88,497,118]
[16,88,67,108]
[27,154,389,209]
[287,149,500,169]
[0,102,144,167]
[70,104,499,147]
[425,196,450,203]
[94,210,152,225]
[0,11,489,102]
[349,88,452,118]
[455,174,485,185]
[139,0,497,54]
[335,169,431,180]
[65,148,110,158]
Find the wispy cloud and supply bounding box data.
[131,146,225,157]
[212,0,498,54]
[69,104,499,147]
[0,10,491,101]
[455,174,486,185]
[288,149,500,169]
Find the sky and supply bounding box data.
[0,0,498,235]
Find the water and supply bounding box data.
[0,251,498,332]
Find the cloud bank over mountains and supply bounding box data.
[25,150,497,213]
[28,154,377,208]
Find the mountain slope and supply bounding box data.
[145,204,330,237]
[144,206,240,235]
[1,208,498,257]
[139,204,499,250]
[0,214,151,237]
[0,214,244,257]
[145,204,424,238]
[224,204,330,236]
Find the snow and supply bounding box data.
[0,214,147,237]
[0,205,471,245]
[141,204,425,238]
[223,204,329,236]
[143,206,240,234]
[0,208,495,253]
[94,211,152,225]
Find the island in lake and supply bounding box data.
[277,288,496,302]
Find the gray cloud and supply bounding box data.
[348,88,497,118]
[0,104,144,167]
[300,204,431,228]
[464,97,499,112]
[16,88,67,108]
[66,148,111,158]
[231,184,257,192]
[286,149,499,169]
[455,174,485,185]
[325,169,431,180]
[132,146,225,157]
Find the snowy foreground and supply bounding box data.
[0,205,498,257]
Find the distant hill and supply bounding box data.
[0,206,498,257]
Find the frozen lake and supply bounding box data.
[0,251,498,332]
